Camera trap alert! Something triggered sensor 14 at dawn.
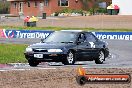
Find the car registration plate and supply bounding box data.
[34,54,43,58]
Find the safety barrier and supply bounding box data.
[0,29,53,39]
[93,32,132,40]
[0,29,132,40]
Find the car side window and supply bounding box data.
[78,33,86,43]
[86,33,97,42]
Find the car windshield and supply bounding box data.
[43,32,76,43]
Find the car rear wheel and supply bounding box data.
[95,51,105,64]
[62,51,75,65]
[28,60,39,67]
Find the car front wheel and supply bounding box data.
[28,60,39,67]
[62,51,75,65]
[95,51,105,64]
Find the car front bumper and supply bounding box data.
[24,52,67,62]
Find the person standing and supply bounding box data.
[24,16,30,26]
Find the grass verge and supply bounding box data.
[0,44,28,64]
[1,26,132,32]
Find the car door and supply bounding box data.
[84,32,101,58]
[76,33,91,60]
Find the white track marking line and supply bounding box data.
[37,68,56,70]
[0,67,57,72]
[11,69,31,71]
[0,70,9,72]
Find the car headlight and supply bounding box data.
[26,48,32,52]
[48,49,63,52]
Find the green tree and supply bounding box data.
[81,0,104,15]
[80,0,92,10]
[0,1,10,14]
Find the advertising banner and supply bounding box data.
[0,29,132,40]
[0,29,53,39]
[93,32,132,40]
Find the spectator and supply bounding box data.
[29,16,38,27]
[29,16,38,22]
[24,16,30,26]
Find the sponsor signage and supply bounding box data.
[0,29,132,40]
[93,32,132,40]
[76,67,131,85]
[0,29,53,39]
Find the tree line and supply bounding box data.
[0,1,10,14]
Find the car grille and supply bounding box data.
[33,49,48,52]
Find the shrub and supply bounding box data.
[72,9,83,14]
[88,8,94,15]
[0,1,10,14]
[96,8,107,13]
[54,12,59,16]
[59,8,72,13]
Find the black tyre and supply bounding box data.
[95,51,105,64]
[28,60,39,67]
[62,51,75,65]
[76,76,87,85]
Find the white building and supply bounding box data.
[112,0,132,15]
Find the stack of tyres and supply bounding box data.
[29,21,36,27]
[27,22,30,27]
[107,9,112,15]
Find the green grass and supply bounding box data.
[0,44,28,64]
[1,26,132,32]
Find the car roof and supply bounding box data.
[54,30,92,35]
[60,30,93,34]
[60,30,84,32]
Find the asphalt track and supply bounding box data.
[0,38,132,71]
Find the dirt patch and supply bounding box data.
[0,68,132,88]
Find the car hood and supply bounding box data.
[29,42,75,49]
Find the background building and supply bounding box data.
[7,0,111,16]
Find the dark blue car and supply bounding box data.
[24,30,109,66]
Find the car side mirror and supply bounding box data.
[76,41,82,45]
[41,39,45,43]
